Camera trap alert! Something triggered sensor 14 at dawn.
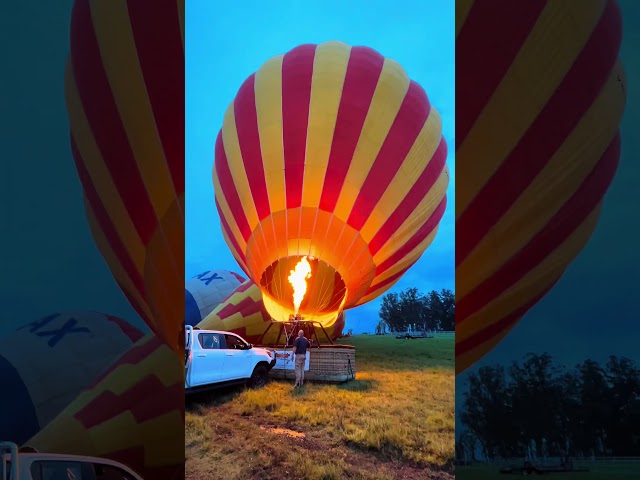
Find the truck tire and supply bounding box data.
[248,365,269,389]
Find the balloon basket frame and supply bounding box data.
[256,320,356,384]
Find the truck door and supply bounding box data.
[190,333,224,386]
[219,333,253,381]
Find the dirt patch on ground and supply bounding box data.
[260,426,306,439]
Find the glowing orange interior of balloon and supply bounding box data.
[260,254,348,322]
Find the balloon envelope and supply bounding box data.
[65,0,185,354]
[213,41,449,328]
[455,0,625,373]
[0,312,143,444]
[185,270,246,326]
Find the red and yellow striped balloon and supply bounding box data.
[456,0,626,373]
[214,41,449,328]
[27,334,184,480]
[198,280,346,343]
[65,0,185,354]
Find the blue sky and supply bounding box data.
[185,0,455,334]
[456,0,640,434]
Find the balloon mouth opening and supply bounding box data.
[259,256,347,323]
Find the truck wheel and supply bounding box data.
[249,365,269,389]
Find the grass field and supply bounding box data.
[456,463,640,479]
[185,334,454,480]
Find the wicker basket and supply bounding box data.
[266,345,356,383]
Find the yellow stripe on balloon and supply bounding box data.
[302,41,351,209]
[221,105,260,231]
[372,167,448,266]
[91,0,176,221]
[359,110,442,244]
[456,0,475,38]
[333,57,410,224]
[255,55,286,214]
[458,67,625,298]
[457,204,602,343]
[358,276,403,306]
[456,0,606,218]
[368,227,440,288]
[65,65,146,274]
[84,200,154,322]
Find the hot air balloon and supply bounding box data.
[213,41,449,333]
[0,312,143,444]
[27,333,184,480]
[197,279,346,343]
[185,270,245,326]
[65,0,185,354]
[455,0,625,373]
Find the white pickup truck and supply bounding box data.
[1,442,143,480]
[184,326,276,393]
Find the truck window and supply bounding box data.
[88,462,136,480]
[197,333,220,349]
[31,460,83,480]
[224,334,245,350]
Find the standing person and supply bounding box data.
[292,329,310,388]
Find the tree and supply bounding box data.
[459,353,640,459]
[379,287,455,333]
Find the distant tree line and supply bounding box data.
[377,287,455,334]
[458,353,640,461]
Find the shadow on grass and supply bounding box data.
[337,379,379,392]
[186,385,241,411]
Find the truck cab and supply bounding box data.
[1,442,143,480]
[185,326,276,393]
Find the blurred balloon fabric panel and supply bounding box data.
[2,1,186,479]
[455,0,625,374]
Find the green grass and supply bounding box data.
[456,463,640,480]
[185,334,454,480]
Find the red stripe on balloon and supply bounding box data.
[376,197,447,275]
[233,280,255,295]
[70,0,158,245]
[282,44,316,210]
[348,81,431,230]
[455,0,547,150]
[71,138,146,302]
[319,46,385,212]
[457,133,620,323]
[365,263,413,295]
[215,198,248,265]
[369,137,447,255]
[456,0,622,265]
[214,132,252,240]
[456,279,559,357]
[233,74,271,220]
[126,0,185,194]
